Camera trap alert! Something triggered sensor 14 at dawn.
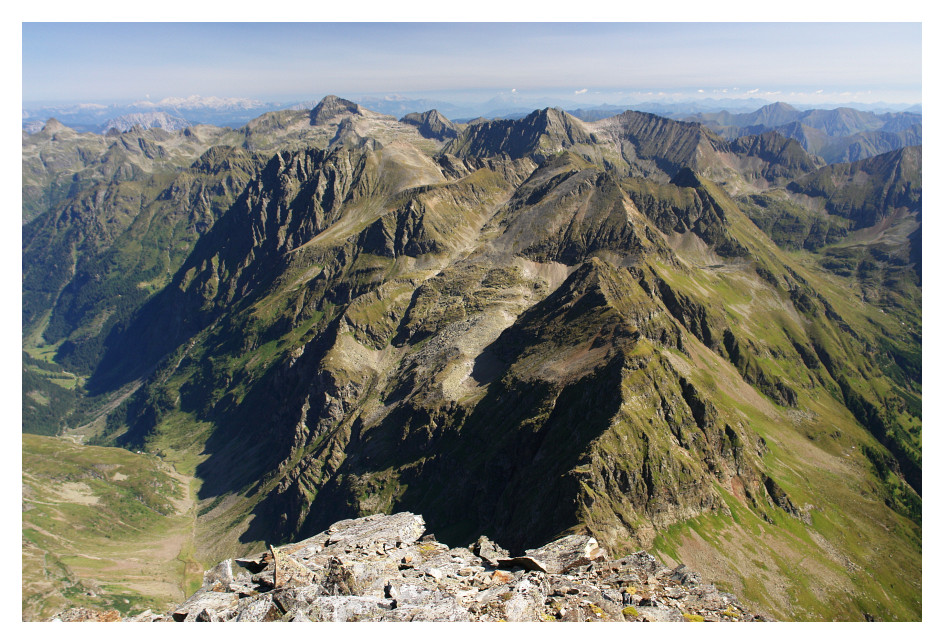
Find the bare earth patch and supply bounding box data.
[57,482,99,506]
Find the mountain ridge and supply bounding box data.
[22,95,921,621]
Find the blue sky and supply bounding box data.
[22,22,922,105]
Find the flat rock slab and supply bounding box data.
[497,555,548,573]
[302,596,392,622]
[321,512,426,551]
[520,534,607,574]
[235,593,283,622]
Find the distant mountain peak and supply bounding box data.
[310,95,366,126]
[729,129,821,168]
[40,118,71,135]
[399,110,460,141]
[443,107,594,161]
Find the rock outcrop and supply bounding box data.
[51,512,768,623]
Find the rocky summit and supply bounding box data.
[51,512,764,623]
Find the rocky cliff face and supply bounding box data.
[52,512,767,622]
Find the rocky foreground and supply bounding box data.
[52,512,768,622]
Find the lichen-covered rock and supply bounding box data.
[271,545,315,588]
[235,593,282,622]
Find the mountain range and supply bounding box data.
[22,96,921,621]
[100,112,192,135]
[683,101,921,163]
[22,96,280,134]
[24,94,920,134]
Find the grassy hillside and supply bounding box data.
[21,434,201,621]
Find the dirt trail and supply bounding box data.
[158,462,203,596]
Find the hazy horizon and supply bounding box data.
[23,23,922,107]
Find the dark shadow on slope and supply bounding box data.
[908,225,921,283]
[86,152,323,396]
[193,316,345,503]
[246,261,636,549]
[274,357,626,552]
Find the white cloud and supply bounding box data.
[746,88,760,94]
[511,88,517,94]
[697,89,704,93]
[574,88,588,95]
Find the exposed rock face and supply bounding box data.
[52,513,766,622]
[589,109,728,179]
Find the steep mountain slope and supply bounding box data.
[734,146,921,301]
[727,131,823,182]
[445,107,825,194]
[23,98,921,621]
[22,95,442,432]
[786,146,921,229]
[773,121,922,164]
[23,145,262,379]
[443,108,597,161]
